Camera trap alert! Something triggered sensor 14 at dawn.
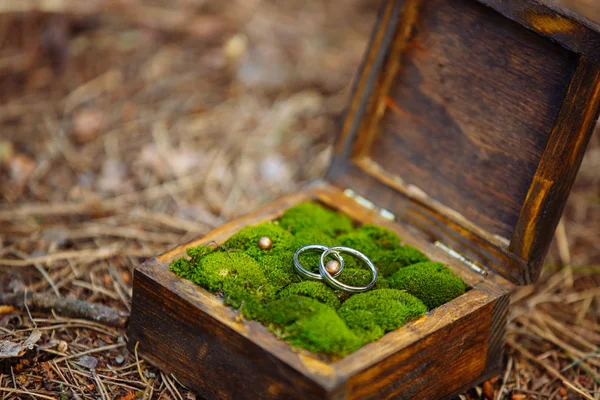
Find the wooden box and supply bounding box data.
[128,1,600,399]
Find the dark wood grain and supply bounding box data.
[479,0,600,61]
[363,0,576,239]
[333,0,407,158]
[327,0,600,285]
[128,183,511,400]
[510,56,600,282]
[553,0,600,25]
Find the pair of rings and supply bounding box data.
[293,245,377,293]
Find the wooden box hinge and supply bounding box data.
[434,241,489,276]
[343,188,396,221]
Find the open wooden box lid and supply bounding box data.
[327,0,600,286]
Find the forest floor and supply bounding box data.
[0,1,598,399]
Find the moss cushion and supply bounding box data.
[388,262,467,310]
[169,202,466,358]
[339,289,428,343]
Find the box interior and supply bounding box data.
[351,0,577,241]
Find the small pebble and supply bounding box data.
[57,340,68,353]
[72,108,105,144]
[325,260,341,275]
[258,236,272,250]
[115,355,124,364]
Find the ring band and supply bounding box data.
[293,244,345,280]
[319,246,377,293]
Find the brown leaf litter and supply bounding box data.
[0,330,41,358]
[0,1,598,399]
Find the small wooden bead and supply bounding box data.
[325,260,341,275]
[257,236,273,250]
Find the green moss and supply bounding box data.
[278,281,340,309]
[223,287,264,320]
[337,225,402,266]
[169,202,466,358]
[286,305,362,356]
[260,295,361,356]
[169,257,194,279]
[339,309,385,344]
[259,252,298,288]
[357,225,402,250]
[387,262,466,310]
[336,268,374,287]
[169,245,214,279]
[224,222,293,261]
[259,295,323,326]
[190,251,272,300]
[279,202,353,237]
[292,229,335,248]
[374,277,390,289]
[338,289,427,341]
[319,268,390,303]
[373,246,430,277]
[337,231,380,260]
[186,245,213,263]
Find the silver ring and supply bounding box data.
[319,246,377,293]
[293,245,344,280]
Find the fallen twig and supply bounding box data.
[0,387,57,400]
[0,292,129,328]
[52,342,126,364]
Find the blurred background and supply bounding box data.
[0,1,598,399]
